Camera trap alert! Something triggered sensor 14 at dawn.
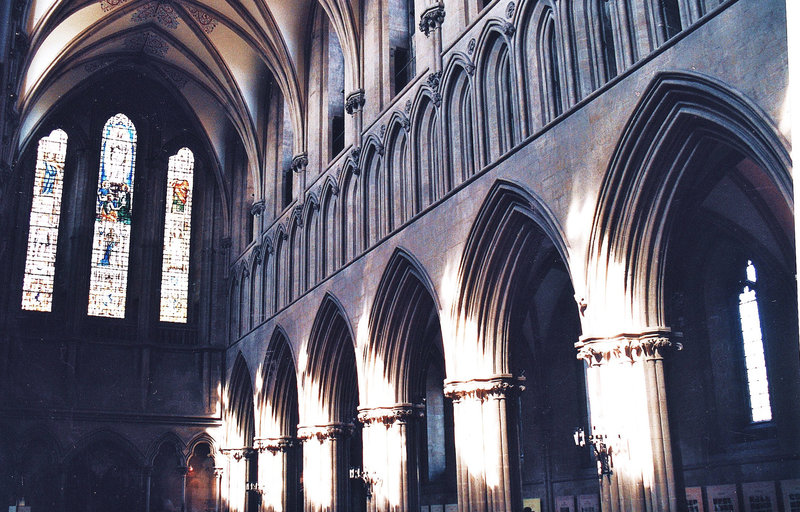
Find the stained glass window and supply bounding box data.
[87,113,137,318]
[738,260,772,422]
[21,129,68,311]
[159,147,194,322]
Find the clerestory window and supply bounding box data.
[21,114,198,325]
[20,128,68,312]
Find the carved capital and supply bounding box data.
[419,2,446,37]
[443,375,526,402]
[357,404,425,426]
[291,152,308,173]
[576,330,680,366]
[425,71,443,107]
[297,423,354,443]
[345,89,366,115]
[250,200,265,216]
[254,436,300,454]
[220,447,252,462]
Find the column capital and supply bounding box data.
[357,403,425,426]
[297,423,354,443]
[575,329,681,366]
[344,89,365,115]
[419,2,446,37]
[254,436,300,454]
[219,446,255,461]
[443,375,526,402]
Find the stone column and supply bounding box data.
[214,466,225,512]
[291,153,308,205]
[178,465,189,512]
[419,2,445,73]
[358,404,424,512]
[250,200,265,239]
[443,376,525,512]
[221,448,249,512]
[298,424,354,512]
[144,466,153,512]
[345,89,365,150]
[575,331,681,512]
[255,436,300,512]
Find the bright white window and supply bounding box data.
[21,129,68,311]
[737,259,772,423]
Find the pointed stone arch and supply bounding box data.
[452,179,570,377]
[586,71,792,336]
[300,292,361,512]
[257,325,302,512]
[365,247,442,405]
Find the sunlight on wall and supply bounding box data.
[259,449,284,512]
[586,359,658,504]
[301,436,334,508]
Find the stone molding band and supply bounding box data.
[575,329,681,365]
[254,436,300,454]
[357,403,425,426]
[443,375,526,402]
[297,423,354,442]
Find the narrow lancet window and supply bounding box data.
[159,147,195,322]
[738,260,772,423]
[88,113,137,318]
[21,129,68,312]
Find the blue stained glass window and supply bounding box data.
[88,113,137,318]
[21,129,68,311]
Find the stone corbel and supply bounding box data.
[250,200,265,216]
[443,375,526,402]
[419,2,446,37]
[291,152,308,173]
[345,89,366,115]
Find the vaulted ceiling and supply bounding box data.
[17,0,360,178]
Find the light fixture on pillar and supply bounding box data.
[349,467,379,499]
[573,426,613,480]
